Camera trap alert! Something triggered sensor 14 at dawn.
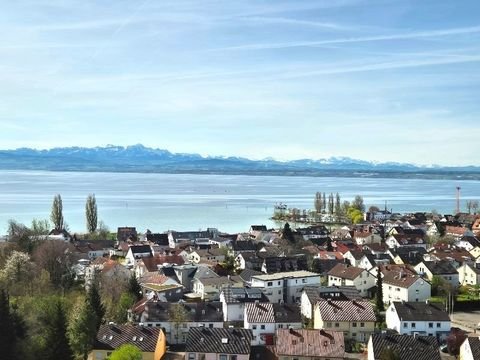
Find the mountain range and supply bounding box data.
[0,145,479,180]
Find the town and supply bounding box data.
[2,194,480,360]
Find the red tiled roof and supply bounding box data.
[327,263,364,280]
[275,329,344,358]
[139,255,184,272]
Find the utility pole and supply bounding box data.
[456,186,461,214]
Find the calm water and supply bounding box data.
[0,170,479,234]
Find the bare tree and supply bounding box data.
[33,240,73,288]
[472,200,479,214]
[314,192,322,213]
[85,194,98,234]
[50,194,64,231]
[466,200,473,214]
[169,303,188,344]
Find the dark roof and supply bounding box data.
[383,272,425,288]
[245,303,275,323]
[232,240,257,252]
[250,225,268,232]
[185,328,252,354]
[141,301,223,323]
[272,303,302,323]
[275,329,344,358]
[94,324,160,352]
[262,255,308,274]
[303,286,362,303]
[117,227,137,242]
[422,260,458,275]
[146,233,169,246]
[239,269,263,283]
[391,301,450,322]
[370,334,440,360]
[221,286,269,303]
[327,263,365,280]
[311,258,343,275]
[465,337,480,359]
[129,245,152,254]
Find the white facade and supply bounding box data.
[328,270,375,297]
[414,262,459,288]
[300,291,314,319]
[383,278,431,303]
[244,317,275,346]
[458,263,480,286]
[251,271,321,304]
[385,303,451,340]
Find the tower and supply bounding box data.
[456,186,461,214]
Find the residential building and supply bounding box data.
[185,328,252,360]
[250,271,321,304]
[327,263,375,297]
[313,299,376,343]
[126,245,153,265]
[459,336,480,360]
[275,329,345,360]
[367,334,440,360]
[117,227,137,242]
[382,271,431,303]
[300,286,361,320]
[414,260,459,288]
[88,324,165,360]
[353,232,382,246]
[193,276,242,301]
[386,301,451,340]
[458,263,480,286]
[219,287,269,323]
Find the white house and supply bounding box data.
[459,336,480,360]
[327,263,376,297]
[386,301,451,340]
[367,334,441,360]
[125,245,153,265]
[382,271,431,303]
[414,260,459,289]
[353,232,382,246]
[458,263,480,286]
[250,271,321,304]
[219,287,269,322]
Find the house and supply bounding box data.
[117,227,137,242]
[382,270,431,303]
[275,329,345,360]
[238,269,263,286]
[367,334,440,360]
[88,324,166,360]
[72,240,115,259]
[386,234,427,249]
[459,336,480,360]
[234,252,263,271]
[192,275,242,301]
[244,302,302,346]
[249,225,268,239]
[313,299,376,343]
[219,287,269,323]
[456,235,480,252]
[388,246,427,266]
[327,263,375,297]
[230,240,257,257]
[458,263,480,286]
[425,247,474,268]
[261,255,308,274]
[168,230,214,249]
[185,328,252,360]
[126,245,153,265]
[132,301,224,344]
[250,271,321,304]
[414,260,459,288]
[186,248,226,264]
[343,250,376,270]
[353,232,382,246]
[386,301,451,340]
[300,286,361,320]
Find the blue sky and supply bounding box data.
[1,0,479,166]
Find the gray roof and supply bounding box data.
[239,269,263,283]
[221,286,268,304]
[423,260,458,275]
[391,301,450,322]
[140,301,223,323]
[370,334,440,360]
[272,303,302,323]
[94,324,159,352]
[303,286,362,304]
[185,328,252,354]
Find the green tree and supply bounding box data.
[68,299,97,360]
[170,303,188,344]
[326,237,334,252]
[328,193,334,215]
[0,251,34,295]
[282,223,295,243]
[322,193,326,212]
[127,274,143,301]
[314,192,323,213]
[431,275,447,296]
[376,268,385,311]
[38,297,74,360]
[334,192,342,218]
[86,194,98,234]
[347,207,364,224]
[0,289,18,359]
[108,344,142,360]
[86,278,105,330]
[50,194,64,231]
[112,293,136,324]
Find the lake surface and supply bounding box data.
[0,170,479,234]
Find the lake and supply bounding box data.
[0,170,479,234]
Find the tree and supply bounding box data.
[169,303,188,344]
[112,293,136,324]
[282,223,295,243]
[334,193,341,217]
[0,289,18,359]
[431,275,447,296]
[322,193,326,212]
[328,193,334,215]
[86,278,105,330]
[352,195,365,212]
[108,344,142,360]
[50,194,64,231]
[347,207,364,224]
[69,299,97,360]
[375,268,384,311]
[38,297,73,360]
[379,347,401,360]
[0,251,34,295]
[368,206,380,213]
[314,192,323,214]
[127,274,143,301]
[86,194,98,234]
[33,240,73,288]
[472,200,479,214]
[326,237,334,252]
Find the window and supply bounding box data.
[352,333,356,337]
[437,323,441,328]
[335,323,339,328]
[364,281,367,284]
[360,322,365,327]
[302,279,307,283]
[403,323,408,328]
[188,354,196,360]
[278,281,281,285]
[209,324,213,328]
[326,322,332,327]
[278,290,281,294]
[411,323,416,328]
[278,324,283,329]
[267,282,273,286]
[352,323,357,327]
[253,325,257,330]
[428,323,433,328]
[220,355,227,360]
[199,355,205,360]
[261,325,265,330]
[230,356,237,360]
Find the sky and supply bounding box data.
[0,0,479,166]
